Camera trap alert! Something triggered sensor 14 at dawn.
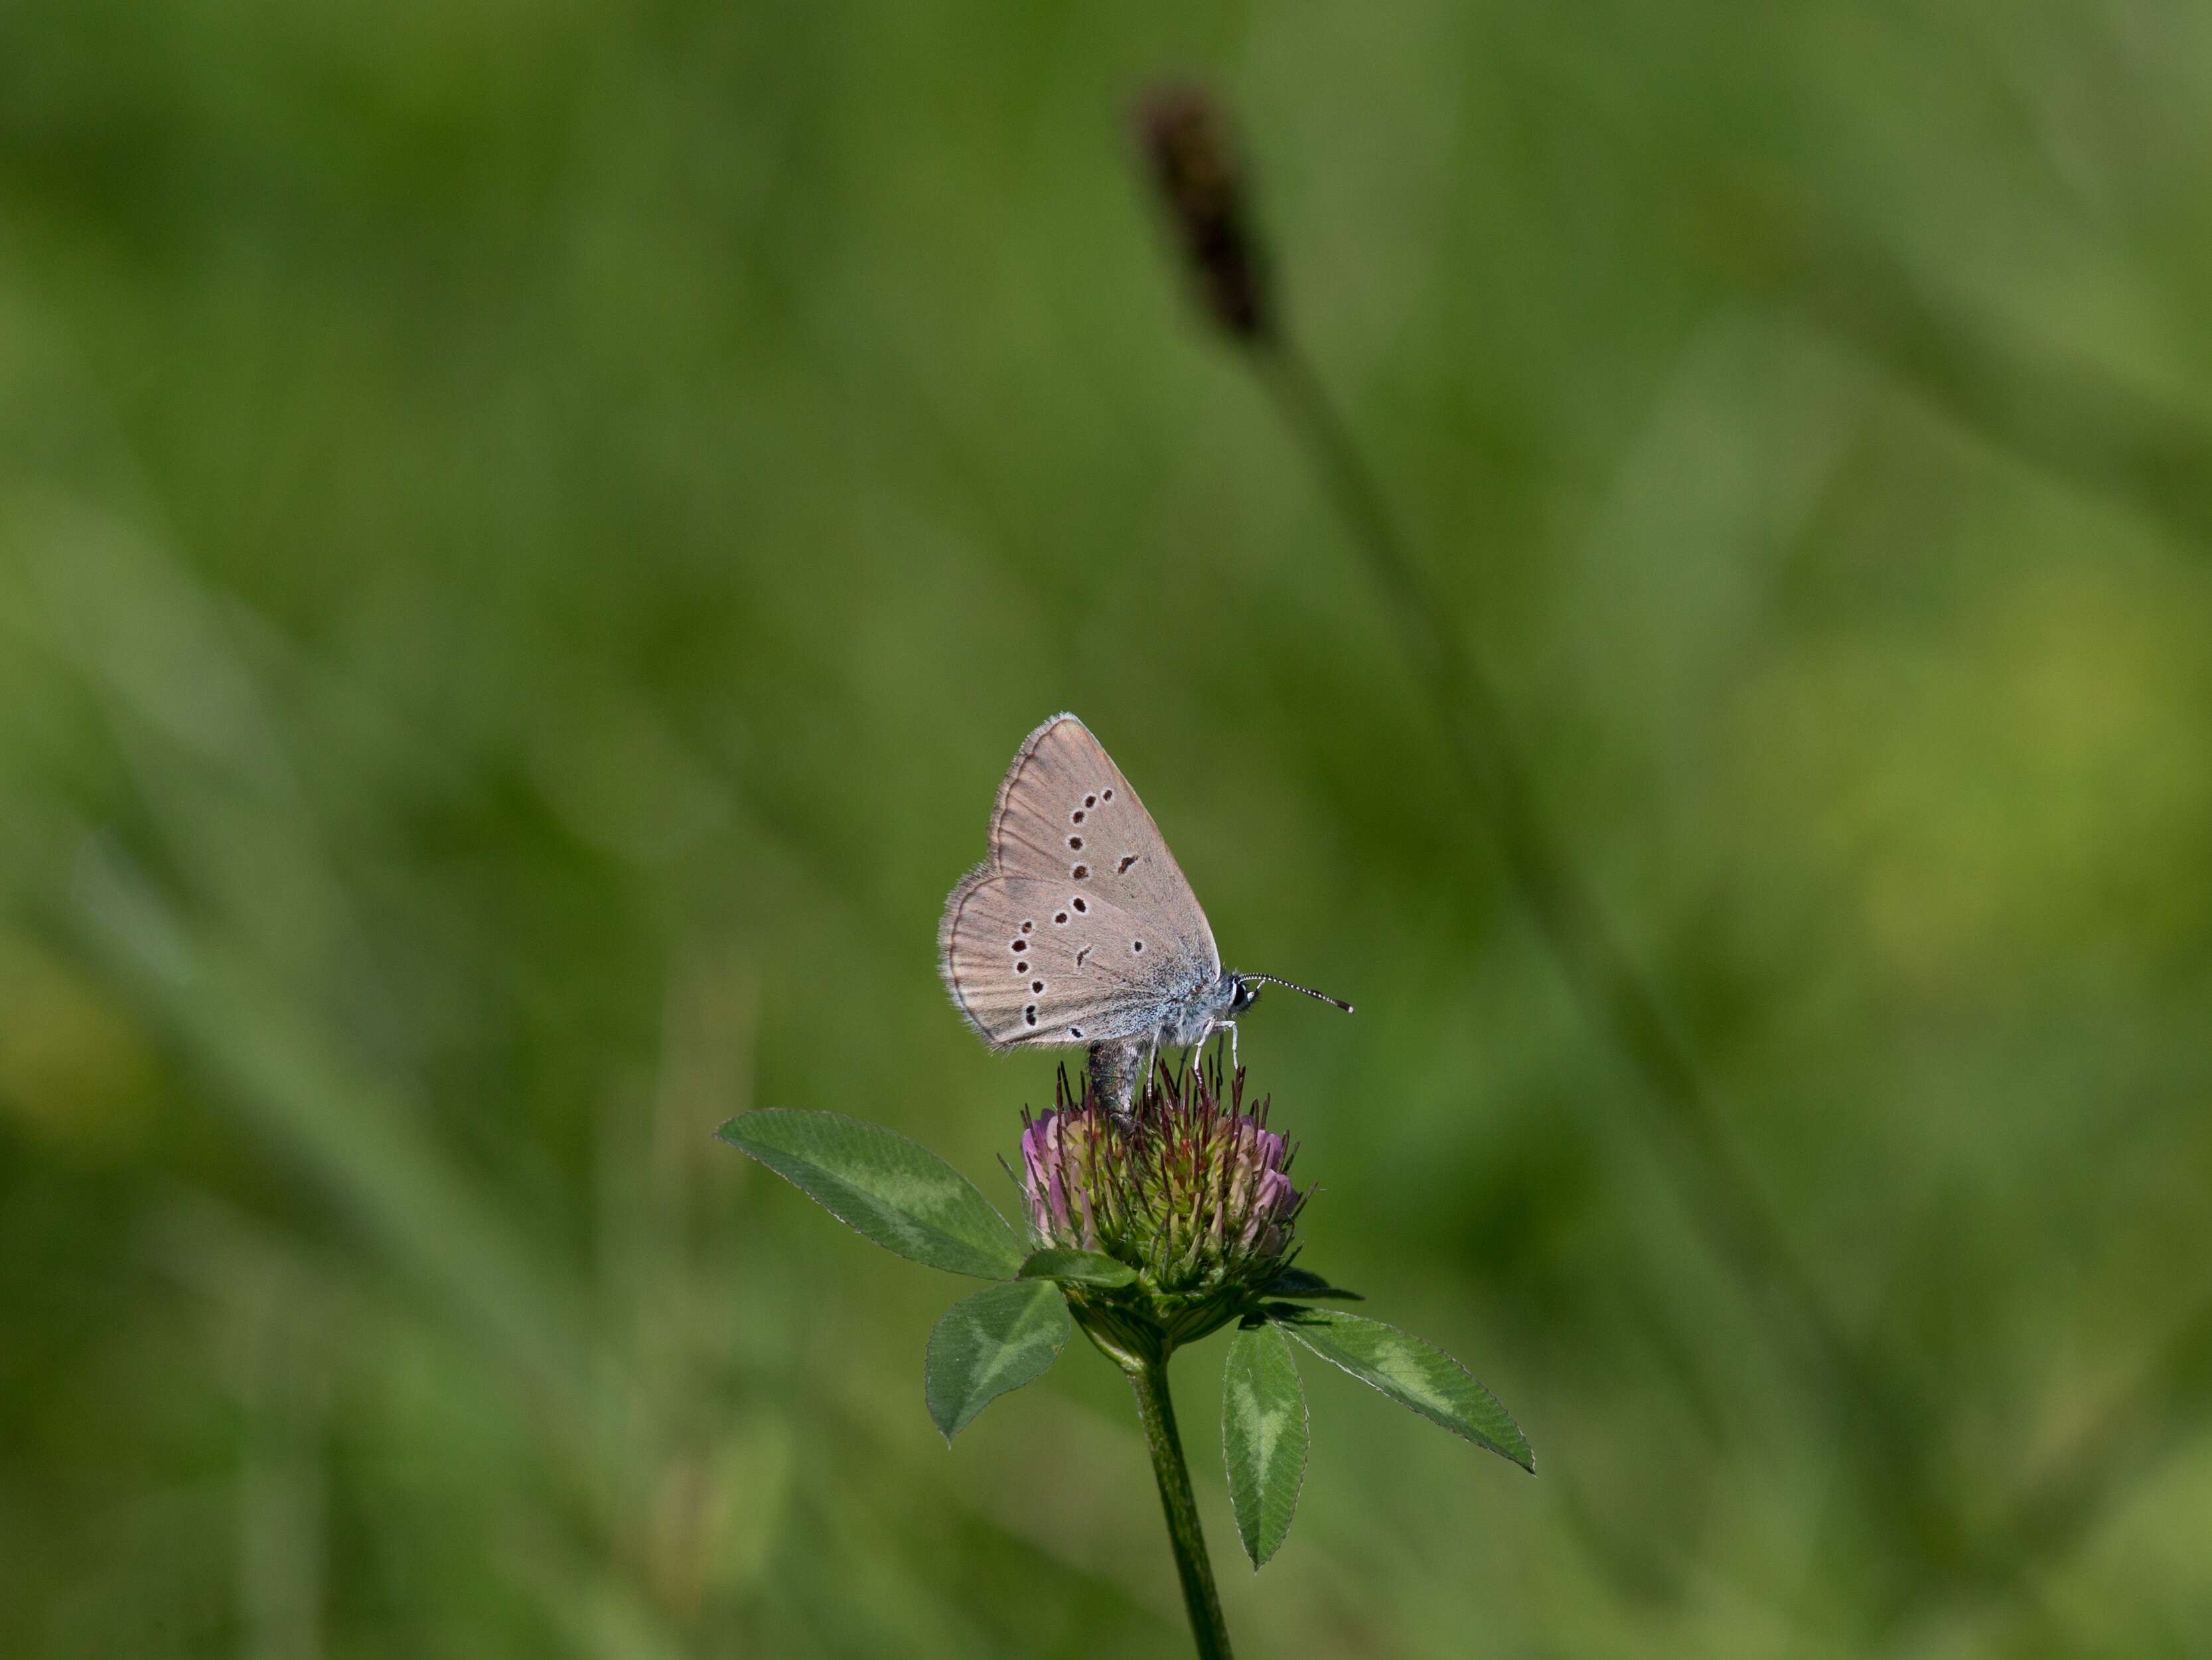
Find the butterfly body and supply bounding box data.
[938,714,1343,1097]
[1153,969,1260,1049]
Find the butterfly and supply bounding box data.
[938,713,1350,1098]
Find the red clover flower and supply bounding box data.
[721,1055,1530,1660]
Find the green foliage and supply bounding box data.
[1220,1320,1309,1569]
[924,1280,1073,1442]
[3,0,2209,1654]
[1262,1267,1363,1302]
[715,1111,1082,1442]
[1019,1248,1142,1288]
[717,1109,1025,1279]
[1277,1309,1533,1473]
[717,1087,1512,1603]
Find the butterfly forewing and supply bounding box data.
[939,714,1222,1051]
[990,716,1220,982]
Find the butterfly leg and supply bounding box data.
[1185,1020,1216,1086]
[1196,1021,1234,1081]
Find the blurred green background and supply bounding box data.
[5,2,2212,1655]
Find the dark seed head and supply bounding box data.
[1137,84,1271,343]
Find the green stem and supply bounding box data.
[1245,334,1927,1495]
[1125,1353,1234,1660]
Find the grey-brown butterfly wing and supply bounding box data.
[940,874,1196,1047]
[939,714,1222,1051]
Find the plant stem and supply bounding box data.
[1125,1353,1234,1660]
[1245,333,1927,1510]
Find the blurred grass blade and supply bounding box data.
[70,839,589,1410]
[1277,1308,1532,1472]
[718,1108,1025,1278]
[1018,1247,1139,1288]
[924,1278,1071,1442]
[1794,234,2212,556]
[1222,1319,1308,1568]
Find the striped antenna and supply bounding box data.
[1245,974,1354,1014]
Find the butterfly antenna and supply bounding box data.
[1246,974,1355,1014]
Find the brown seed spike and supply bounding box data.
[1138,84,1270,342]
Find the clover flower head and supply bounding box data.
[1017,1058,1303,1350]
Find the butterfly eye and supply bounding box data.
[1084,794,1097,808]
[1072,864,1089,879]
[1024,1006,1038,1025]
[1055,911,1069,925]
[1102,789,1114,801]
[1021,921,1033,933]
[1068,836,1083,850]
[1071,809,1086,824]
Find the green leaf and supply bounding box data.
[1277,1308,1533,1472]
[924,1279,1072,1442]
[717,1110,1025,1278]
[1221,1320,1309,1568]
[1017,1247,1139,1288]
[1264,1266,1364,1301]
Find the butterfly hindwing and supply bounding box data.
[940,871,1192,1048]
